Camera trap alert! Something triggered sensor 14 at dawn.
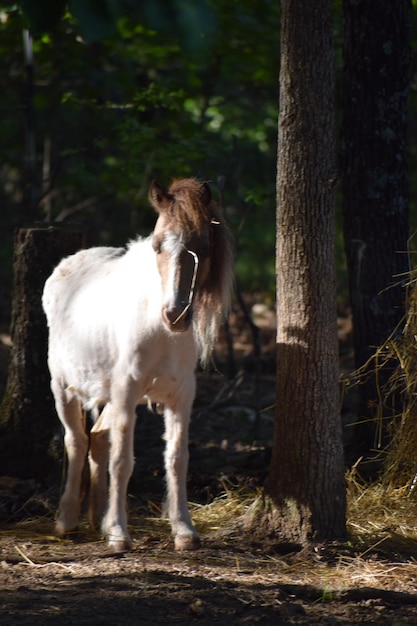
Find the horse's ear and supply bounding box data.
[149,181,169,213]
[200,182,211,206]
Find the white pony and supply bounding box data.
[43,178,233,552]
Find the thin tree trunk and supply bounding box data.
[247,0,346,544]
[342,0,411,464]
[0,228,85,480]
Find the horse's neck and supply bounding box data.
[124,237,160,291]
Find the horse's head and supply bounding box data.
[149,179,215,333]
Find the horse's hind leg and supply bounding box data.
[51,380,88,537]
[88,406,111,530]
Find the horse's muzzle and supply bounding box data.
[162,305,193,332]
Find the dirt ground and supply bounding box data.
[3,529,417,626]
[2,307,417,625]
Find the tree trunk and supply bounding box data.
[247,0,346,545]
[342,0,411,464]
[0,228,85,480]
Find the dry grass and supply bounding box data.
[3,487,417,626]
[348,277,417,490]
[346,470,417,561]
[191,482,417,594]
[2,479,417,600]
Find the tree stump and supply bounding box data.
[0,228,85,480]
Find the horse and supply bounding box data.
[42,178,234,552]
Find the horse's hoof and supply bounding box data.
[108,538,131,554]
[174,535,201,551]
[55,521,76,538]
[54,524,65,538]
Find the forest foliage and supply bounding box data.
[0,1,278,325]
[0,2,416,324]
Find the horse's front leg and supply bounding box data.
[101,399,136,553]
[164,382,200,550]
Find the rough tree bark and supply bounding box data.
[0,228,85,480]
[342,0,411,464]
[246,0,346,544]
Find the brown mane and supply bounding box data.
[166,178,214,233]
[150,177,234,364]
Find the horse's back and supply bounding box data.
[43,246,126,319]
